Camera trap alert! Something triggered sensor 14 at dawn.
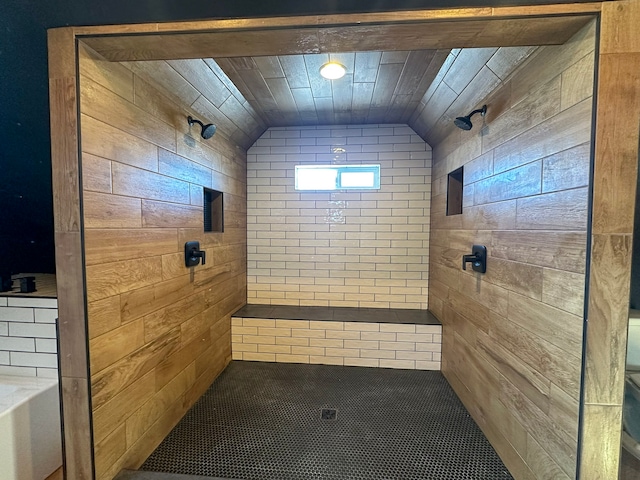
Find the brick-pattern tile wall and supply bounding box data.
[247,124,431,309]
[231,317,441,370]
[0,297,58,377]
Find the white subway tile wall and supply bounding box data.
[247,125,431,309]
[0,297,59,377]
[231,317,441,370]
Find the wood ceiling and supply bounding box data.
[214,50,449,127]
[84,11,596,148]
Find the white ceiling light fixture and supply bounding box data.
[320,62,346,80]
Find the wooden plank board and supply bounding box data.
[541,268,585,317]
[142,292,206,343]
[443,47,498,94]
[86,256,163,303]
[515,187,588,231]
[579,404,622,479]
[80,76,177,152]
[81,114,159,172]
[111,163,191,205]
[584,234,632,405]
[91,329,181,410]
[92,370,155,444]
[476,329,551,414]
[486,46,538,80]
[591,53,640,235]
[168,59,231,108]
[507,291,583,357]
[60,377,93,480]
[492,99,592,173]
[541,143,590,193]
[124,60,201,107]
[85,228,178,265]
[491,230,587,273]
[489,313,581,399]
[83,191,142,229]
[81,153,112,194]
[119,274,195,323]
[79,43,134,103]
[90,319,145,374]
[158,148,212,186]
[483,257,543,301]
[481,76,562,154]
[126,366,196,445]
[141,200,202,228]
[511,20,596,104]
[88,296,122,340]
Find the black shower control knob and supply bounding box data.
[185,240,206,267]
[462,245,487,274]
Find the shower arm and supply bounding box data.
[188,116,204,129]
[466,106,486,119]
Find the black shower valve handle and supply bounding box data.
[185,241,206,267]
[462,245,487,273]
[193,248,206,265]
[462,253,479,270]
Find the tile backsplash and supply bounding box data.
[247,124,431,309]
[0,297,58,377]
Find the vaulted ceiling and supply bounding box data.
[91,13,594,149]
[121,45,537,149]
[214,50,449,127]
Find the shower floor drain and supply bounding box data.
[321,408,337,420]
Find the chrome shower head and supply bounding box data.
[454,105,487,131]
[187,116,217,139]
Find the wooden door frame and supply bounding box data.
[48,2,638,477]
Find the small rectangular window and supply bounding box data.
[447,167,463,216]
[295,164,380,191]
[204,188,223,232]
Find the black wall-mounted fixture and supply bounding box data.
[18,276,36,293]
[185,241,206,267]
[462,245,487,273]
[454,105,487,131]
[0,273,13,292]
[187,116,216,139]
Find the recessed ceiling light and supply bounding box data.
[320,62,346,80]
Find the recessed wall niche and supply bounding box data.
[204,187,224,232]
[446,167,463,216]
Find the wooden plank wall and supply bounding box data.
[48,28,94,480]
[78,43,247,480]
[428,21,595,479]
[582,1,640,477]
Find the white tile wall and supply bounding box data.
[231,316,442,370]
[247,124,432,309]
[0,297,58,377]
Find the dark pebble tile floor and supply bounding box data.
[137,361,513,480]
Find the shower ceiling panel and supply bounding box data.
[213,50,449,126]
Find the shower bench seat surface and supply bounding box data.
[231,304,441,325]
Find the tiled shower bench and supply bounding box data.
[231,305,442,370]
